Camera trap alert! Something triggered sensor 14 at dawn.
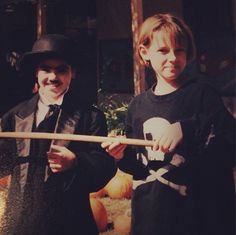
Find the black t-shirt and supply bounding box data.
[119,79,235,235]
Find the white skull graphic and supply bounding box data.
[143,117,170,161]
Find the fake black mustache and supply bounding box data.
[47,80,62,86]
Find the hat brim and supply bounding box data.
[19,51,75,72]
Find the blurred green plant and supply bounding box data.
[98,96,129,135]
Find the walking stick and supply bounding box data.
[0,132,154,147]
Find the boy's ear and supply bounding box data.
[139,45,149,61]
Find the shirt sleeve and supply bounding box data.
[72,108,117,193]
[180,84,235,168]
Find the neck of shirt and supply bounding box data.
[36,92,64,127]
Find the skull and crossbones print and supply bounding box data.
[133,117,187,196]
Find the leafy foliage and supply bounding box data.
[98,95,129,135]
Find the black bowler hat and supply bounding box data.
[19,34,76,71]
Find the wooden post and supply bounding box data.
[131,0,145,96]
[36,0,46,39]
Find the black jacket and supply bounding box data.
[0,92,117,235]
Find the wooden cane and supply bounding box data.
[0,132,154,147]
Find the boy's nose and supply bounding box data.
[168,51,176,61]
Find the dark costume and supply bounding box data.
[0,92,116,235]
[118,79,235,235]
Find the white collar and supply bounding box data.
[36,90,65,127]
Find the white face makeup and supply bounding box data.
[36,58,73,102]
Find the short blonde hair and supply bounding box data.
[136,13,196,67]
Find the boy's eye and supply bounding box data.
[157,48,168,54]
[56,65,70,74]
[38,64,70,74]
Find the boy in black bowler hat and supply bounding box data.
[0,34,116,235]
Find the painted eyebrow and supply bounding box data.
[157,46,168,49]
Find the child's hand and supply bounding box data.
[101,140,127,160]
[153,122,183,153]
[47,145,77,173]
